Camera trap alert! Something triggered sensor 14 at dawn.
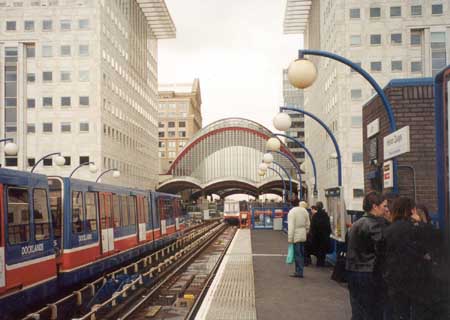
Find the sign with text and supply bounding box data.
[383,126,410,160]
[383,160,394,189]
[367,118,380,138]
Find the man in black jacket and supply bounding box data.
[310,201,332,267]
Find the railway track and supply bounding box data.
[21,220,224,320]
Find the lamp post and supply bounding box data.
[95,168,120,183]
[286,49,398,193]
[0,138,18,156]
[69,162,98,178]
[273,133,318,195]
[31,152,66,172]
[267,167,288,202]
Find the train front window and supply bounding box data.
[72,191,85,234]
[33,189,50,241]
[7,187,30,244]
[85,192,98,232]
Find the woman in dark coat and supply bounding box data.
[310,201,332,267]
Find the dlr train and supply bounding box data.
[0,168,185,316]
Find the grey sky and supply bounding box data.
[158,0,303,131]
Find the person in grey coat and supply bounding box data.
[288,203,310,278]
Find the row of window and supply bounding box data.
[25,96,90,109]
[27,70,90,83]
[349,4,444,19]
[27,122,90,134]
[26,44,89,58]
[349,60,423,80]
[159,151,177,159]
[158,131,187,138]
[5,18,90,32]
[159,121,186,128]
[159,141,187,149]
[350,30,426,46]
[27,156,90,168]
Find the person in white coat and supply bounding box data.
[288,201,311,278]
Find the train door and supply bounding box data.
[136,196,146,242]
[0,184,5,289]
[99,193,114,254]
[175,199,180,231]
[159,198,167,235]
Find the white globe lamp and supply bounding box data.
[273,112,292,131]
[258,170,266,177]
[112,170,121,178]
[258,163,268,172]
[287,58,318,89]
[263,153,274,164]
[89,163,98,173]
[330,152,338,159]
[4,142,18,156]
[266,137,281,152]
[54,155,66,166]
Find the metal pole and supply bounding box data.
[297,49,398,193]
[0,138,13,143]
[31,152,61,172]
[69,161,95,178]
[271,161,293,201]
[267,167,288,202]
[95,168,118,183]
[274,133,318,194]
[268,150,303,200]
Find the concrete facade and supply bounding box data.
[0,0,175,189]
[285,0,450,210]
[158,79,202,174]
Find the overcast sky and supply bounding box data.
[158,0,303,131]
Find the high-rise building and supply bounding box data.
[282,69,305,165]
[158,79,202,174]
[0,0,175,189]
[284,0,450,210]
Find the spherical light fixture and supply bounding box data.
[263,153,274,164]
[89,163,98,173]
[54,155,66,166]
[258,170,266,177]
[3,142,18,156]
[329,152,338,159]
[287,58,318,89]
[112,170,121,178]
[273,112,292,131]
[258,163,268,172]
[266,137,281,152]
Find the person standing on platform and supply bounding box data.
[287,200,310,278]
[310,201,332,267]
[346,191,388,320]
[305,205,318,266]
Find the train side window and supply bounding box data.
[72,191,85,234]
[49,179,63,240]
[33,189,50,241]
[7,187,30,244]
[143,197,149,223]
[112,194,120,228]
[120,196,129,226]
[129,196,137,225]
[85,192,98,232]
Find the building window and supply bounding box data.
[349,8,360,18]
[158,132,164,137]
[370,7,381,18]
[79,19,89,29]
[79,122,89,132]
[159,151,165,158]
[5,158,18,167]
[43,122,53,133]
[60,45,71,56]
[179,141,186,148]
[60,19,71,31]
[61,96,71,107]
[168,141,176,148]
[352,152,363,162]
[351,89,362,100]
[391,33,402,44]
[410,30,422,45]
[43,97,53,107]
[158,141,165,148]
[432,4,443,15]
[27,124,36,133]
[168,121,175,128]
[79,96,89,106]
[168,131,176,137]
[353,189,364,198]
[42,45,52,57]
[179,131,186,138]
[351,116,362,127]
[391,60,403,71]
[79,44,89,56]
[431,32,447,77]
[390,6,401,17]
[6,21,16,31]
[411,5,422,16]
[168,151,176,158]
[60,71,71,81]
[42,20,52,31]
[61,122,71,132]
[27,73,36,83]
[79,156,89,164]
[43,158,52,166]
[64,156,71,166]
[27,98,36,108]
[26,46,35,58]
[370,61,382,72]
[42,71,53,82]
[158,122,164,128]
[411,61,422,72]
[24,20,34,31]
[179,121,186,127]
[28,158,36,167]
[79,70,89,82]
[370,34,381,45]
[350,35,361,46]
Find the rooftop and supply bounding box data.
[137,0,176,39]
[283,0,312,35]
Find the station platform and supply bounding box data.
[196,229,351,320]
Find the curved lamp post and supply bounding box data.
[267,167,288,202]
[69,162,98,178]
[31,152,66,172]
[287,49,398,193]
[273,133,318,195]
[0,138,18,156]
[271,161,293,201]
[95,168,120,182]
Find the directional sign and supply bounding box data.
[383,126,410,160]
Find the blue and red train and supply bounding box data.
[0,168,184,316]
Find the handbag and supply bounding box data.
[331,251,347,283]
[286,243,294,264]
